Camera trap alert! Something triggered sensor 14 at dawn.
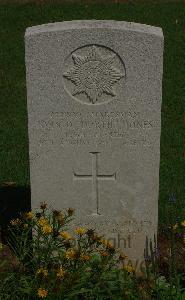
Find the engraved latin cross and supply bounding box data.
[73,152,117,215]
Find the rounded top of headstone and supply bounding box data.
[25,20,163,38]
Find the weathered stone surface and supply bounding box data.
[25,20,163,266]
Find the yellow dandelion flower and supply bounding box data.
[10,218,21,226]
[25,211,34,220]
[60,231,73,240]
[36,267,48,277]
[124,264,135,273]
[38,217,49,227]
[181,220,185,227]
[99,250,109,257]
[56,267,65,278]
[100,238,107,245]
[65,248,77,260]
[119,253,128,260]
[100,238,113,248]
[172,223,178,230]
[75,227,87,235]
[38,288,48,298]
[107,242,114,249]
[42,225,53,234]
[80,254,91,261]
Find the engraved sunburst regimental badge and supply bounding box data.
[63,45,125,104]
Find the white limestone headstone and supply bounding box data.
[25,21,163,266]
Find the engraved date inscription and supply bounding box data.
[35,110,157,148]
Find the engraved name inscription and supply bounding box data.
[35,110,156,147]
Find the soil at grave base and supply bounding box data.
[0,231,185,279]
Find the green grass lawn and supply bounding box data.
[0,2,185,225]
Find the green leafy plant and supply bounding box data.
[0,203,142,299]
[1,202,185,299]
